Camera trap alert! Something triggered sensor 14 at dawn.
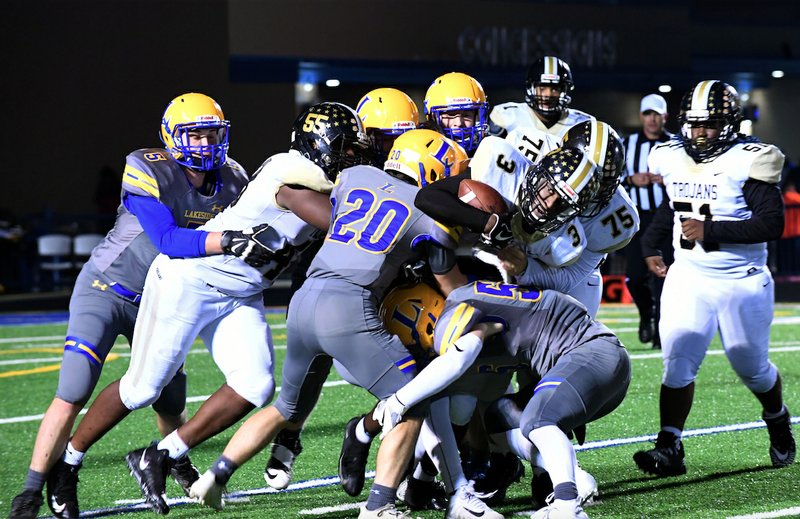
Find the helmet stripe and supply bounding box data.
[545,56,556,76]
[567,154,595,193]
[590,121,608,167]
[691,80,717,111]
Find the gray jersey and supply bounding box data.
[434,281,615,377]
[307,166,458,299]
[89,148,248,293]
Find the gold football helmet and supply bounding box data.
[160,93,229,171]
[380,282,445,352]
[356,87,419,161]
[424,72,489,153]
[384,129,464,187]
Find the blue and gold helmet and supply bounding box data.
[424,72,489,153]
[384,129,465,187]
[356,88,419,162]
[380,282,445,352]
[160,93,230,171]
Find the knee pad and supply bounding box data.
[229,376,275,408]
[151,370,187,415]
[662,354,702,389]
[119,373,164,411]
[55,348,104,405]
[727,345,777,393]
[484,394,523,434]
[449,394,477,426]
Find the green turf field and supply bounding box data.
[1,304,798,519]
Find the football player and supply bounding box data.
[357,87,419,162]
[261,87,422,492]
[8,93,259,519]
[188,129,501,519]
[424,72,490,154]
[374,279,631,519]
[633,80,795,476]
[489,56,591,143]
[39,102,374,516]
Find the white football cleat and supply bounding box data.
[447,481,504,519]
[189,470,225,511]
[530,497,589,519]
[358,503,411,518]
[575,464,598,505]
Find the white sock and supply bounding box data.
[355,417,373,444]
[157,430,189,460]
[528,425,576,487]
[63,441,85,466]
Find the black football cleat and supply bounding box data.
[403,477,448,510]
[264,428,303,490]
[633,431,687,477]
[125,442,173,514]
[765,409,796,468]
[46,460,81,518]
[170,454,200,496]
[8,489,43,519]
[638,316,654,344]
[339,415,372,496]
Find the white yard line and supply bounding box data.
[726,508,800,519]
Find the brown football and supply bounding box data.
[458,179,508,214]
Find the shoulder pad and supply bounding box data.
[222,157,249,180]
[250,152,332,211]
[747,144,784,184]
[122,149,172,199]
[489,102,523,129]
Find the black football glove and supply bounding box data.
[220,223,275,268]
[479,212,514,250]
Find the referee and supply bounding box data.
[621,94,674,349]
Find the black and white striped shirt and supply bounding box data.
[623,130,672,212]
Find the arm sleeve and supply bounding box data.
[704,179,785,243]
[641,198,674,257]
[123,194,209,257]
[516,249,606,293]
[424,241,458,275]
[414,170,493,232]
[395,334,483,408]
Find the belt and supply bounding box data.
[109,282,142,304]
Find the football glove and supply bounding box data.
[479,212,514,250]
[372,394,407,440]
[220,223,274,268]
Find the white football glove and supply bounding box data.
[372,394,407,440]
[472,248,512,283]
[189,470,226,511]
[220,223,276,268]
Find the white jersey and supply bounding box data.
[649,140,783,278]
[196,151,330,296]
[470,135,557,208]
[490,101,591,142]
[579,186,640,254]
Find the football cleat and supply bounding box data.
[633,431,687,477]
[402,477,448,510]
[264,429,303,490]
[473,452,525,505]
[531,497,589,519]
[170,455,200,496]
[531,464,597,510]
[8,489,43,519]
[339,415,373,496]
[765,408,796,468]
[46,460,81,518]
[189,470,225,511]
[358,503,411,518]
[447,481,504,519]
[125,442,173,515]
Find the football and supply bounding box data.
[458,179,508,214]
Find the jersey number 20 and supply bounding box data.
[328,188,411,254]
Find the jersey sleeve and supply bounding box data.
[516,248,605,293]
[433,301,485,356]
[251,153,333,211]
[524,223,586,268]
[122,152,167,200]
[748,145,784,184]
